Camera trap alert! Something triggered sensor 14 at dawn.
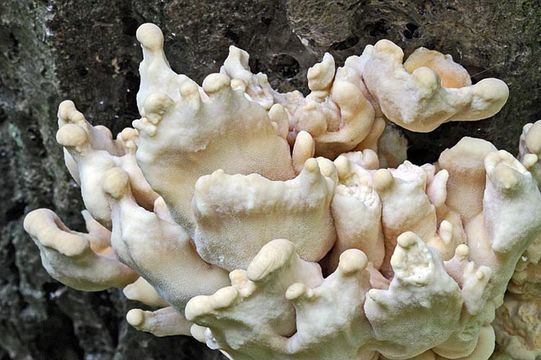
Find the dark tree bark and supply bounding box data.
[1,0,540,358]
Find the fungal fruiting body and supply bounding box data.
[24,23,541,360]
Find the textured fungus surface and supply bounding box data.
[3,1,541,359]
[20,20,541,360]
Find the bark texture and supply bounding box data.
[1,0,540,359]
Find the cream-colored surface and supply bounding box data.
[363,40,509,132]
[23,23,541,360]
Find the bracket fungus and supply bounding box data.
[24,22,541,360]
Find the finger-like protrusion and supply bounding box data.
[102,167,130,200]
[519,121,541,188]
[268,104,289,139]
[314,80,375,157]
[443,244,470,285]
[426,169,449,211]
[404,47,471,88]
[56,123,89,150]
[81,210,111,251]
[24,209,88,257]
[143,93,175,125]
[24,208,137,291]
[330,183,384,270]
[127,306,192,337]
[136,23,164,52]
[136,23,189,112]
[292,131,315,174]
[202,73,232,96]
[57,100,123,156]
[220,45,275,109]
[123,277,169,307]
[221,46,252,83]
[438,137,497,221]
[484,150,541,254]
[307,53,335,92]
